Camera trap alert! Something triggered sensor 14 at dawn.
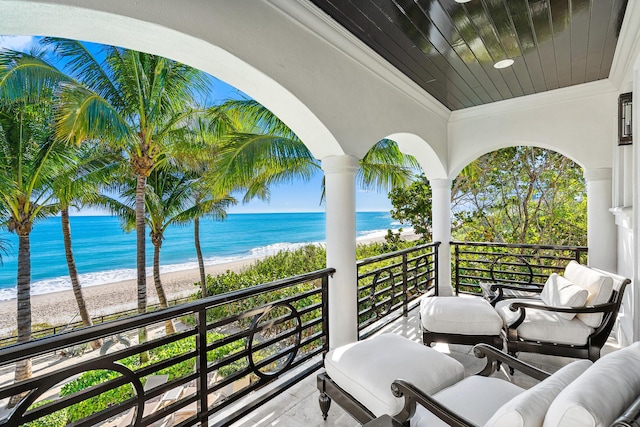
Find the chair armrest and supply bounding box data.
[389,345,550,427]
[506,301,617,329]
[390,379,477,427]
[486,283,542,305]
[509,301,617,314]
[490,283,543,293]
[472,344,551,381]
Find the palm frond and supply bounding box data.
[0,49,71,105]
[43,37,123,107]
[357,139,418,192]
[55,82,132,145]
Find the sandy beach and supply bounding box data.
[0,257,261,335]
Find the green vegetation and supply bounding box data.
[387,147,586,247]
[24,400,67,427]
[59,331,243,423]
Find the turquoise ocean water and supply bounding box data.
[0,212,401,301]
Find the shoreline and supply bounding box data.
[0,257,261,335]
[0,231,418,335]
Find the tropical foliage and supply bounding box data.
[452,146,586,245]
[0,50,70,394]
[387,147,587,246]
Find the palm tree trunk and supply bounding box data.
[61,208,102,350]
[136,173,149,362]
[10,232,32,407]
[152,236,175,335]
[194,217,207,298]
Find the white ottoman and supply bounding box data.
[420,296,504,348]
[318,333,465,421]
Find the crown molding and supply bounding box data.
[449,79,618,123]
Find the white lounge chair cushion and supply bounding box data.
[544,342,640,427]
[420,296,503,336]
[495,299,594,346]
[324,333,464,417]
[410,376,524,427]
[540,274,589,320]
[563,261,614,327]
[484,360,592,427]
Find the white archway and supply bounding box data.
[386,132,447,179]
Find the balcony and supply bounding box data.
[0,242,619,426]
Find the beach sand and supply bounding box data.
[0,257,261,335]
[0,231,418,335]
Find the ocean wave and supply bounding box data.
[0,254,258,301]
[249,241,322,257]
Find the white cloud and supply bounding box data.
[0,36,36,51]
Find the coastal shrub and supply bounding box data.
[58,331,244,423]
[24,400,67,427]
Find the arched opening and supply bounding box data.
[451,145,586,246]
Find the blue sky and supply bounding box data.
[0,36,395,214]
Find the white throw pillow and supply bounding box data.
[484,360,592,427]
[540,274,589,320]
[544,342,640,427]
[563,261,614,327]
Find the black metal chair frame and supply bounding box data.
[318,343,640,427]
[317,344,550,426]
[495,277,631,362]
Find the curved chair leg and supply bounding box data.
[319,392,331,420]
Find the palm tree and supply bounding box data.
[189,180,236,297]
[0,103,65,404]
[0,49,70,399]
[52,143,116,349]
[211,99,418,202]
[42,38,210,348]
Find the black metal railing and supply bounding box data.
[451,241,588,295]
[0,296,194,348]
[357,242,439,338]
[0,268,334,427]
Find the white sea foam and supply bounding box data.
[0,254,255,301]
[249,241,322,257]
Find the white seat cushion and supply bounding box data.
[410,376,525,427]
[324,334,464,417]
[495,299,594,346]
[563,261,614,327]
[420,296,503,336]
[544,342,640,427]
[540,274,589,320]
[484,360,592,427]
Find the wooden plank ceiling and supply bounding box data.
[309,0,629,110]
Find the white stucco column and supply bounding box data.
[322,155,359,349]
[584,168,616,272]
[430,179,454,296]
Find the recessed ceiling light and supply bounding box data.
[454,0,472,3]
[494,59,514,69]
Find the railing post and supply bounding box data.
[434,244,439,296]
[196,308,209,427]
[402,252,408,316]
[322,274,331,348]
[454,243,460,296]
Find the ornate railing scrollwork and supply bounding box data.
[247,302,302,380]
